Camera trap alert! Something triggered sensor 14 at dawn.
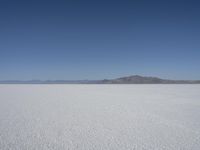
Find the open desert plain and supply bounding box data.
[0,84,200,150]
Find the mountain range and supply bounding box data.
[0,75,200,84]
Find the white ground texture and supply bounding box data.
[0,85,200,150]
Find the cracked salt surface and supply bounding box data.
[0,85,200,150]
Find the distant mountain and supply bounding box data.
[99,75,200,84]
[0,75,200,84]
[0,80,97,84]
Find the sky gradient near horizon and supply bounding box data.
[0,0,200,80]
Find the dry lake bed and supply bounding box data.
[0,85,200,150]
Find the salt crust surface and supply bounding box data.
[0,85,200,150]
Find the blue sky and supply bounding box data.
[0,0,200,80]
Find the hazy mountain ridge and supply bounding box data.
[100,75,200,84]
[1,75,200,84]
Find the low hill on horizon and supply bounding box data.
[100,75,200,84]
[0,75,200,84]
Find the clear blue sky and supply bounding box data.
[0,0,200,80]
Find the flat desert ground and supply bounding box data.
[0,85,200,150]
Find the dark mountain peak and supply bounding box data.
[117,75,160,80]
[105,75,164,84]
[100,75,200,84]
